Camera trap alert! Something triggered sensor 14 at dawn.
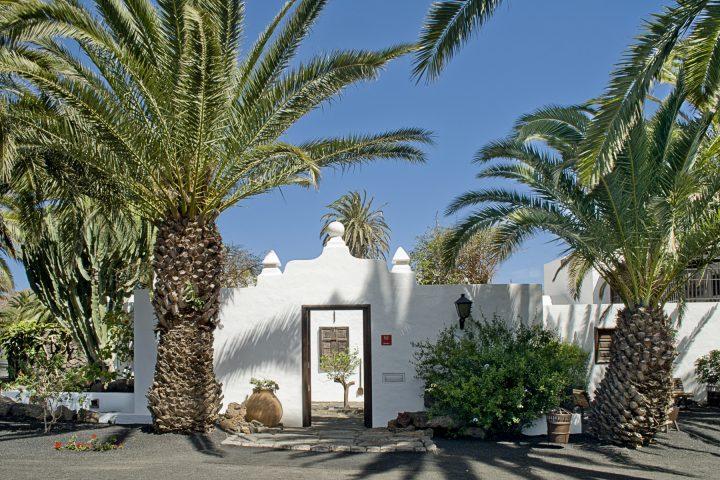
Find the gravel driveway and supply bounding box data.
[1,408,718,479]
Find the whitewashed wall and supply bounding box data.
[310,310,364,403]
[133,230,543,428]
[129,241,720,428]
[544,256,720,402]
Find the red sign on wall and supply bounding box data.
[381,334,392,346]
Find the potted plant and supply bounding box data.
[695,350,720,407]
[546,407,573,444]
[244,378,282,427]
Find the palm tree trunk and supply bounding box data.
[588,306,676,447]
[147,216,224,433]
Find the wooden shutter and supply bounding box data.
[595,328,614,364]
[318,327,350,369]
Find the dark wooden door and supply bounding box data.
[301,305,372,428]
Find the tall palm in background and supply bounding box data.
[321,191,391,259]
[0,0,430,433]
[0,104,16,293]
[414,0,505,81]
[0,193,15,295]
[446,84,720,446]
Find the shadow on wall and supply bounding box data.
[544,303,617,398]
[214,304,301,386]
[673,303,717,369]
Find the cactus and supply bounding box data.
[20,198,154,369]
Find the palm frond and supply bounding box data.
[413,0,505,82]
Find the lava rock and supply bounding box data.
[427,415,456,430]
[77,409,99,423]
[0,396,16,417]
[53,405,76,422]
[463,426,486,439]
[396,412,412,428]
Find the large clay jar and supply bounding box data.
[245,390,283,427]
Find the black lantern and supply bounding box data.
[454,293,472,330]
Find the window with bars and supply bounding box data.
[595,328,614,364]
[318,327,349,370]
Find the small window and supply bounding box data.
[595,328,614,364]
[318,327,349,370]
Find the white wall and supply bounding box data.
[310,310,364,403]
[128,240,719,429]
[543,301,720,401]
[543,258,607,305]
[131,235,543,428]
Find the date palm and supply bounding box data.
[580,0,720,182]
[446,81,720,446]
[414,0,506,81]
[0,0,430,433]
[320,191,390,259]
[0,105,16,294]
[0,199,15,295]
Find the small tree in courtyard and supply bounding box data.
[320,348,361,409]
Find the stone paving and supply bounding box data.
[222,415,438,453]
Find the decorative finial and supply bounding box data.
[325,221,347,248]
[259,250,282,276]
[391,247,412,273]
[327,221,345,238]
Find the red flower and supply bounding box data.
[53,441,62,450]
[90,434,97,440]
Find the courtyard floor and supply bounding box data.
[0,407,719,479]
[223,406,436,453]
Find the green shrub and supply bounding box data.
[0,292,74,380]
[696,350,720,385]
[413,317,588,436]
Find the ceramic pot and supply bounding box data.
[245,390,283,427]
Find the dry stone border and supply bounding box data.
[0,395,100,423]
[222,426,438,453]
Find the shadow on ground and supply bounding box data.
[0,407,718,479]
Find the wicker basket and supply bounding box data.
[546,410,573,444]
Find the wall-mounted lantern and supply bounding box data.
[454,294,472,330]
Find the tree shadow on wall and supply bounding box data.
[214,306,301,386]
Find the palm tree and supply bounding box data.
[320,191,390,259]
[0,195,15,295]
[0,0,430,433]
[0,98,154,372]
[0,105,16,293]
[446,83,720,446]
[580,0,720,183]
[414,0,506,81]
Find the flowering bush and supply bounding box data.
[413,317,588,436]
[696,350,720,385]
[54,434,123,452]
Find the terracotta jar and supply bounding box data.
[245,389,283,427]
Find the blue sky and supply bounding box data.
[8,0,669,290]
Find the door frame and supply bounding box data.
[301,305,372,428]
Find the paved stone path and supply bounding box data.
[222,416,437,453]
